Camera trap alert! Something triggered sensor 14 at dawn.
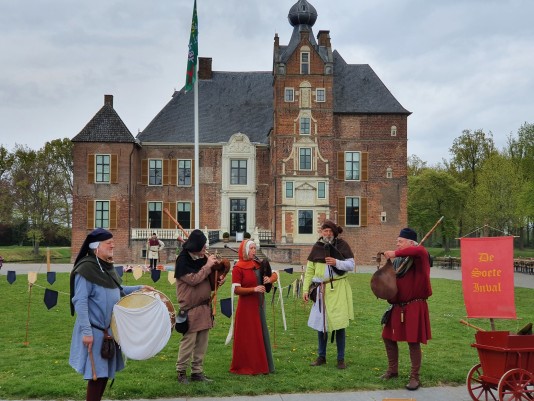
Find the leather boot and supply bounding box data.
[337,359,346,369]
[406,342,421,390]
[190,372,213,383]
[177,371,189,384]
[310,356,326,366]
[380,338,398,379]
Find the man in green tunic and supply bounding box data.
[303,220,355,369]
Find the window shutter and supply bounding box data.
[360,197,368,227]
[87,155,95,184]
[109,201,117,229]
[140,202,148,229]
[163,159,170,185]
[361,152,368,182]
[170,159,177,186]
[337,152,345,180]
[86,200,94,229]
[163,202,172,229]
[141,159,148,185]
[337,197,345,226]
[111,154,119,184]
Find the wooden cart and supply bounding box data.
[467,330,534,400]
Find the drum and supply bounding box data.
[111,290,176,360]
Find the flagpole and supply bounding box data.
[194,65,199,229]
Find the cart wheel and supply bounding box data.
[467,363,499,401]
[497,368,534,401]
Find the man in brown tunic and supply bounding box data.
[174,230,219,384]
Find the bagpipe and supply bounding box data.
[370,216,444,300]
[162,208,231,315]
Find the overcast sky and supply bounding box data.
[1,0,532,165]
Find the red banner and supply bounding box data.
[461,236,516,319]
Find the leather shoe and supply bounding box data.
[190,372,213,383]
[310,356,326,366]
[379,371,398,380]
[405,377,420,390]
[337,359,346,369]
[177,371,188,384]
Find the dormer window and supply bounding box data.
[301,52,310,74]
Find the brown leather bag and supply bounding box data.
[370,252,398,300]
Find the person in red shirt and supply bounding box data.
[381,227,432,391]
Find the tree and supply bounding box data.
[408,168,468,251]
[463,153,523,244]
[448,129,496,188]
[407,154,427,176]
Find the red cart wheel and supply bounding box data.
[497,368,534,401]
[467,363,499,401]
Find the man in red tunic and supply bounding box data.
[381,227,432,391]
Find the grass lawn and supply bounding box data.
[0,246,71,263]
[1,269,532,400]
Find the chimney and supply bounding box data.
[198,57,212,80]
[317,30,331,48]
[104,94,113,108]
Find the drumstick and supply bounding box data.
[88,346,97,381]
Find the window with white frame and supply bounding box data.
[285,181,294,198]
[346,197,360,226]
[300,117,310,135]
[95,155,110,183]
[95,200,110,228]
[300,52,310,74]
[148,202,163,228]
[230,159,247,185]
[177,202,191,229]
[284,88,294,102]
[391,125,397,136]
[298,210,313,234]
[317,181,326,199]
[299,148,312,170]
[381,211,387,222]
[345,152,360,181]
[316,88,325,102]
[149,159,163,186]
[178,159,192,186]
[386,167,393,179]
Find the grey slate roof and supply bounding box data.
[137,72,274,145]
[333,51,411,115]
[72,103,136,143]
[138,51,409,145]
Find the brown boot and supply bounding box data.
[381,338,398,379]
[406,342,421,390]
[310,356,326,366]
[337,359,346,369]
[177,371,188,384]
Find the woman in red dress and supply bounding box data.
[230,239,277,374]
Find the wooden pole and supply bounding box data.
[47,247,50,272]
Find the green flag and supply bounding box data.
[185,0,198,92]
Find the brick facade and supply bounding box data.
[71,1,409,266]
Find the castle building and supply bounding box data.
[71,0,410,265]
